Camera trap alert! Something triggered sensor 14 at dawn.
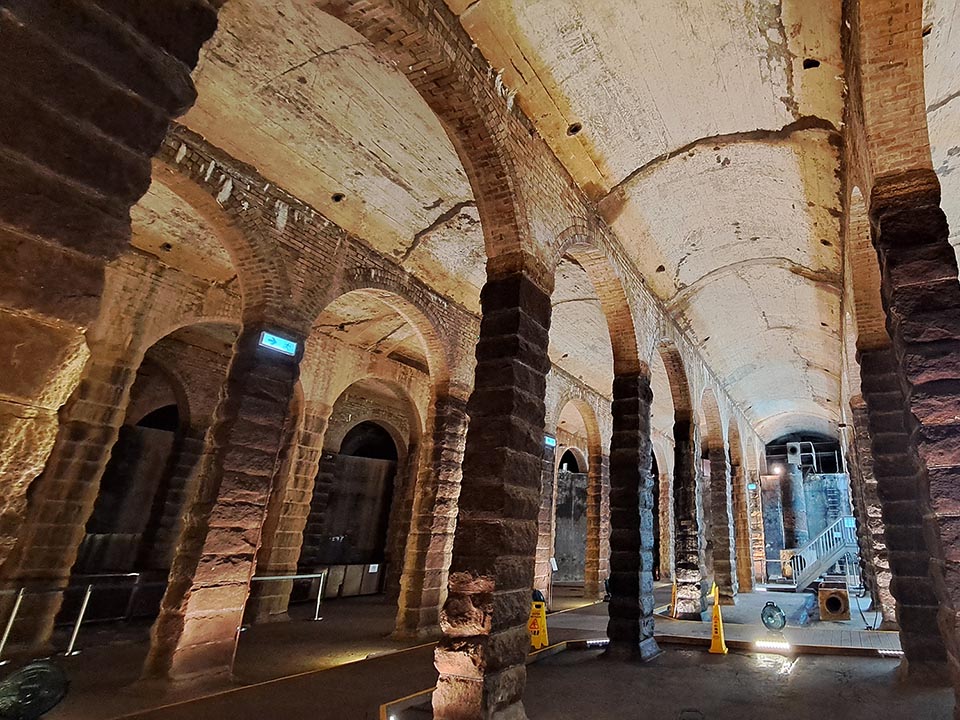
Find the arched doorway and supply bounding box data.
[554,448,588,585]
[310,421,399,569]
[68,321,238,620]
[297,378,422,603]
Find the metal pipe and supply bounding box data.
[313,569,327,621]
[0,588,25,661]
[65,584,93,655]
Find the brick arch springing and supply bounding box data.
[846,186,886,352]
[301,0,533,269]
[699,386,724,448]
[150,160,292,321]
[556,224,642,376]
[657,341,694,424]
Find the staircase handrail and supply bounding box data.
[788,516,858,590]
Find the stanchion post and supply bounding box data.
[314,570,327,621]
[124,573,141,622]
[65,584,93,656]
[0,588,25,662]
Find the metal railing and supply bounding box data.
[0,569,329,663]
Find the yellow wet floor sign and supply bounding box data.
[528,601,548,649]
[709,583,728,655]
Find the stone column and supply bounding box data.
[395,396,468,637]
[139,430,209,571]
[847,397,897,629]
[731,463,754,594]
[658,463,675,581]
[604,372,660,661]
[0,1,217,570]
[145,323,304,681]
[598,456,612,589]
[245,407,331,622]
[672,420,705,618]
[0,347,138,649]
[583,448,606,599]
[859,347,948,681]
[868,170,960,689]
[384,440,422,603]
[707,447,738,604]
[433,266,551,720]
[533,438,556,601]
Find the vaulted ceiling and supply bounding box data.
[163,0,955,442]
[446,0,846,439]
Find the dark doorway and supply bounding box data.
[555,450,587,583]
[301,422,399,570]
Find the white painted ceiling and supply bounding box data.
[163,0,870,441]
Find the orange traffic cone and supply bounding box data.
[709,583,728,654]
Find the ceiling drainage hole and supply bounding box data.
[678,711,704,720]
[923,24,933,37]
[820,239,833,246]
[331,193,345,203]
[567,122,583,136]
[656,264,666,272]
[803,58,821,69]
[160,242,173,252]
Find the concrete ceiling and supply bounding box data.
[924,0,960,268]
[448,0,845,440]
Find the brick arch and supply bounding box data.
[852,0,933,183]
[553,394,604,461]
[326,280,453,393]
[135,319,241,430]
[556,223,642,376]
[699,386,724,448]
[152,160,293,321]
[846,186,887,351]
[727,415,743,467]
[325,377,425,451]
[657,341,694,424]
[307,0,533,268]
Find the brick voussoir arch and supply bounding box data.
[313,277,454,395]
[154,130,296,324]
[556,222,643,377]
[312,0,541,274]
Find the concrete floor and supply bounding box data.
[11,585,932,720]
[522,648,952,720]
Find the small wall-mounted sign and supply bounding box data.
[550,557,559,572]
[544,435,558,448]
[747,483,758,491]
[258,331,298,356]
[368,564,380,573]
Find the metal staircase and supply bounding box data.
[776,516,859,591]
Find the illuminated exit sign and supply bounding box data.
[258,331,298,357]
[544,435,557,448]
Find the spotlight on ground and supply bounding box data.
[754,640,792,653]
